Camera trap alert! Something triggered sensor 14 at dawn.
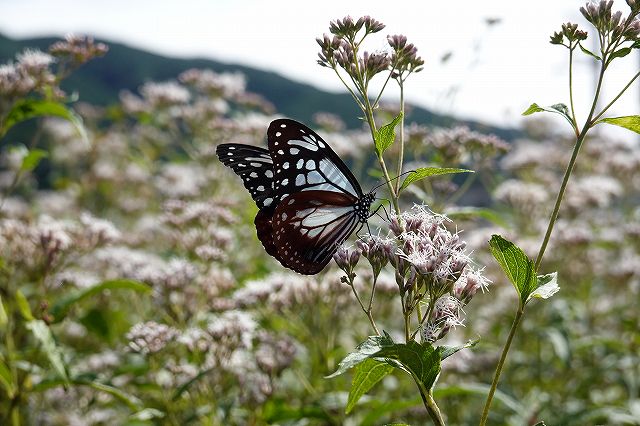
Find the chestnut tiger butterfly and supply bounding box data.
[216,118,375,275]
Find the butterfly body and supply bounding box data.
[217,119,374,275]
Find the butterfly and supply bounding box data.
[216,118,375,275]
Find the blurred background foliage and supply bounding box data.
[0,34,638,425]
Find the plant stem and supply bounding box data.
[591,70,640,123]
[479,306,524,426]
[568,47,579,137]
[534,60,606,270]
[348,281,380,335]
[394,81,406,195]
[421,389,445,426]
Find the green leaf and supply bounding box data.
[399,167,473,192]
[129,408,165,421]
[172,366,215,400]
[346,358,394,414]
[596,115,640,134]
[15,290,34,321]
[25,320,69,384]
[20,149,48,172]
[445,207,507,228]
[438,339,478,361]
[521,102,573,127]
[374,112,403,156]
[489,235,537,305]
[50,279,150,322]
[0,295,8,330]
[578,42,602,60]
[326,332,394,378]
[530,272,560,301]
[608,47,632,63]
[0,99,88,143]
[0,358,15,397]
[373,341,441,393]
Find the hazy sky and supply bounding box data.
[1,0,638,130]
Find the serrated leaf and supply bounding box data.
[399,167,473,192]
[0,99,88,144]
[346,359,393,414]
[26,320,69,384]
[579,42,602,60]
[373,341,441,393]
[326,332,394,378]
[50,279,150,322]
[530,272,560,301]
[0,359,15,397]
[374,112,403,156]
[438,339,478,361]
[489,235,537,305]
[20,149,48,172]
[15,290,34,321]
[596,115,640,134]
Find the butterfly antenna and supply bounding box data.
[368,170,415,193]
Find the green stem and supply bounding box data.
[479,306,524,426]
[534,60,606,271]
[591,70,640,124]
[394,80,406,195]
[568,47,579,137]
[422,389,445,426]
[348,281,380,335]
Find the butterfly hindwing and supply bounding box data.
[216,143,276,210]
[272,191,361,274]
[267,119,362,203]
[216,119,374,275]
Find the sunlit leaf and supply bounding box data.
[445,207,507,227]
[373,341,441,392]
[0,359,15,397]
[596,115,640,134]
[346,358,393,414]
[0,295,7,330]
[521,102,573,127]
[530,272,560,301]
[374,112,403,156]
[438,339,478,361]
[326,332,394,378]
[15,290,34,321]
[0,99,88,144]
[399,167,473,192]
[20,149,48,172]
[489,235,537,305]
[25,320,69,384]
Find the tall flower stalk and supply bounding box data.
[480,1,640,423]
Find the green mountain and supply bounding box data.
[0,33,519,138]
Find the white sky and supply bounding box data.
[1,0,638,131]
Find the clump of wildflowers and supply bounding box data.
[335,205,489,343]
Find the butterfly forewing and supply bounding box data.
[267,119,363,203]
[216,143,276,210]
[216,119,374,275]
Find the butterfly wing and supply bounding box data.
[216,143,276,210]
[267,119,364,203]
[272,191,361,274]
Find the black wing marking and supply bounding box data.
[216,143,276,210]
[267,119,363,204]
[272,191,361,275]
